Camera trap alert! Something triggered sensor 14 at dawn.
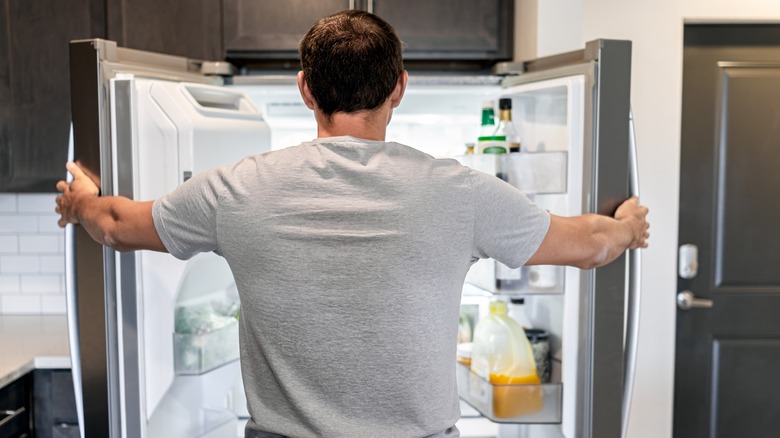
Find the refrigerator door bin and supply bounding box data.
[456,363,562,424]
[456,151,568,195]
[173,321,240,375]
[466,261,565,296]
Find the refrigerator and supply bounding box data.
[66,38,639,438]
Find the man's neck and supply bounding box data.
[314,106,390,141]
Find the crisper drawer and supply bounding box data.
[456,363,562,424]
[174,321,240,375]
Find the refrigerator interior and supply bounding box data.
[455,75,586,438]
[112,74,585,437]
[118,76,271,437]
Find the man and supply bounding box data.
[56,10,649,438]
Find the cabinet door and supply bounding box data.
[33,369,79,438]
[371,0,513,61]
[106,0,222,60]
[0,0,105,192]
[223,0,352,60]
[0,373,32,437]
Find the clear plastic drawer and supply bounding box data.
[455,152,568,195]
[173,321,240,375]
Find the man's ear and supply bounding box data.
[297,71,317,110]
[389,70,409,109]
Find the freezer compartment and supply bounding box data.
[456,152,568,195]
[456,363,562,424]
[173,321,240,375]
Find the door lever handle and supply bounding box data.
[677,290,713,310]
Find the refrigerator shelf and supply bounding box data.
[173,321,240,375]
[456,363,562,424]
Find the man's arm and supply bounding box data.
[526,197,649,270]
[56,162,167,253]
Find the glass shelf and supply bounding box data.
[456,363,562,424]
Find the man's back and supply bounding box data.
[153,136,550,437]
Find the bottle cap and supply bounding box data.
[499,98,512,110]
[482,100,495,108]
[524,328,549,342]
[489,300,508,314]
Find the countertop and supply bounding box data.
[0,315,71,390]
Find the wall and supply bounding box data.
[576,1,780,437]
[0,193,65,314]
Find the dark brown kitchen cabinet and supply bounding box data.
[223,0,352,63]
[0,0,106,192]
[33,370,79,438]
[372,0,513,61]
[224,0,513,69]
[0,372,32,437]
[106,0,222,60]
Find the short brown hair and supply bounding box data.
[299,10,404,116]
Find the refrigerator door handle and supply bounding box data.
[622,109,642,438]
[65,127,85,438]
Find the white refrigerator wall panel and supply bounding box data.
[109,76,271,434]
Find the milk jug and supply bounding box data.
[471,300,543,418]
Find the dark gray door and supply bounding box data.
[675,24,780,437]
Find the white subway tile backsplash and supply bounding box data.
[18,194,57,213]
[1,255,40,273]
[0,215,38,233]
[38,215,63,233]
[0,275,20,294]
[0,236,18,253]
[40,255,65,274]
[1,295,41,314]
[21,275,63,294]
[0,195,16,213]
[41,295,66,315]
[19,235,61,253]
[0,193,70,315]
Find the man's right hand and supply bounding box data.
[526,196,650,270]
[614,196,650,250]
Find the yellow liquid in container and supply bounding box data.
[489,372,543,418]
[471,301,544,419]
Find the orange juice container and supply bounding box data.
[470,300,543,418]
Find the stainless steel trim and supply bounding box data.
[111,77,143,438]
[677,291,714,310]
[349,0,355,9]
[0,407,25,428]
[367,0,374,14]
[231,74,504,87]
[65,224,84,438]
[583,39,632,438]
[69,38,119,437]
[622,110,642,438]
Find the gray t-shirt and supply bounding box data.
[152,136,550,438]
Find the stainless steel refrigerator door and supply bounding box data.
[496,39,633,438]
[68,39,222,438]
